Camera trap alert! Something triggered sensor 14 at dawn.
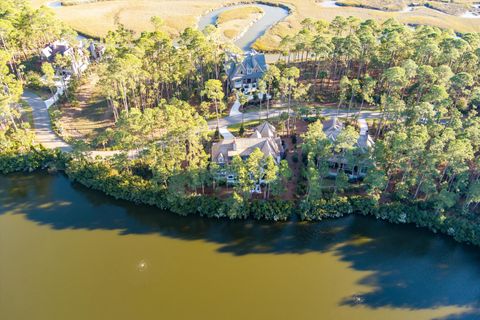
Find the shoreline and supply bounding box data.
[3,151,478,248]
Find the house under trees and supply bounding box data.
[41,40,89,77]
[323,117,374,179]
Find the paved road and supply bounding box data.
[208,108,382,129]
[23,90,73,152]
[22,90,141,158]
[23,89,382,154]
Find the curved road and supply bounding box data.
[208,108,382,130]
[23,87,381,155]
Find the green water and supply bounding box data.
[1,172,479,320]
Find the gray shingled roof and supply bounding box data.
[250,121,276,138]
[211,137,283,163]
[225,50,267,81]
[323,117,344,141]
[323,117,375,150]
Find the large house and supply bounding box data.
[41,40,89,77]
[224,50,267,94]
[211,121,284,165]
[323,117,374,178]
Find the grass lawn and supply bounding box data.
[241,100,288,113]
[227,115,283,136]
[227,119,263,136]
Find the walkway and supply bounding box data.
[229,99,242,116]
[22,90,72,152]
[219,127,234,139]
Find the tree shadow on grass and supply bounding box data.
[1,172,480,318]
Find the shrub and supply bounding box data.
[249,199,293,221]
[239,124,245,137]
[292,152,299,163]
[299,196,352,221]
[25,71,45,91]
[0,148,67,174]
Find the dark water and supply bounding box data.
[1,172,479,320]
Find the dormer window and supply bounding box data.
[247,67,253,75]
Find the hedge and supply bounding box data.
[2,154,479,247]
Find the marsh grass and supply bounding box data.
[336,0,407,11]
[216,6,263,24]
[32,0,480,50]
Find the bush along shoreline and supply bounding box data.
[66,161,480,247]
[1,153,479,247]
[0,149,480,246]
[0,147,68,174]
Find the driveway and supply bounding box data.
[22,90,72,152]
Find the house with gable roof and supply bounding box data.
[211,121,284,166]
[41,40,89,77]
[323,117,374,178]
[224,50,268,94]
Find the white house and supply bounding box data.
[41,40,89,77]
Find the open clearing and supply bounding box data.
[57,70,113,143]
[31,0,480,50]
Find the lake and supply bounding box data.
[1,172,479,320]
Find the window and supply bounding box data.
[247,67,253,75]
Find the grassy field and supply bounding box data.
[31,0,480,50]
[31,0,231,38]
